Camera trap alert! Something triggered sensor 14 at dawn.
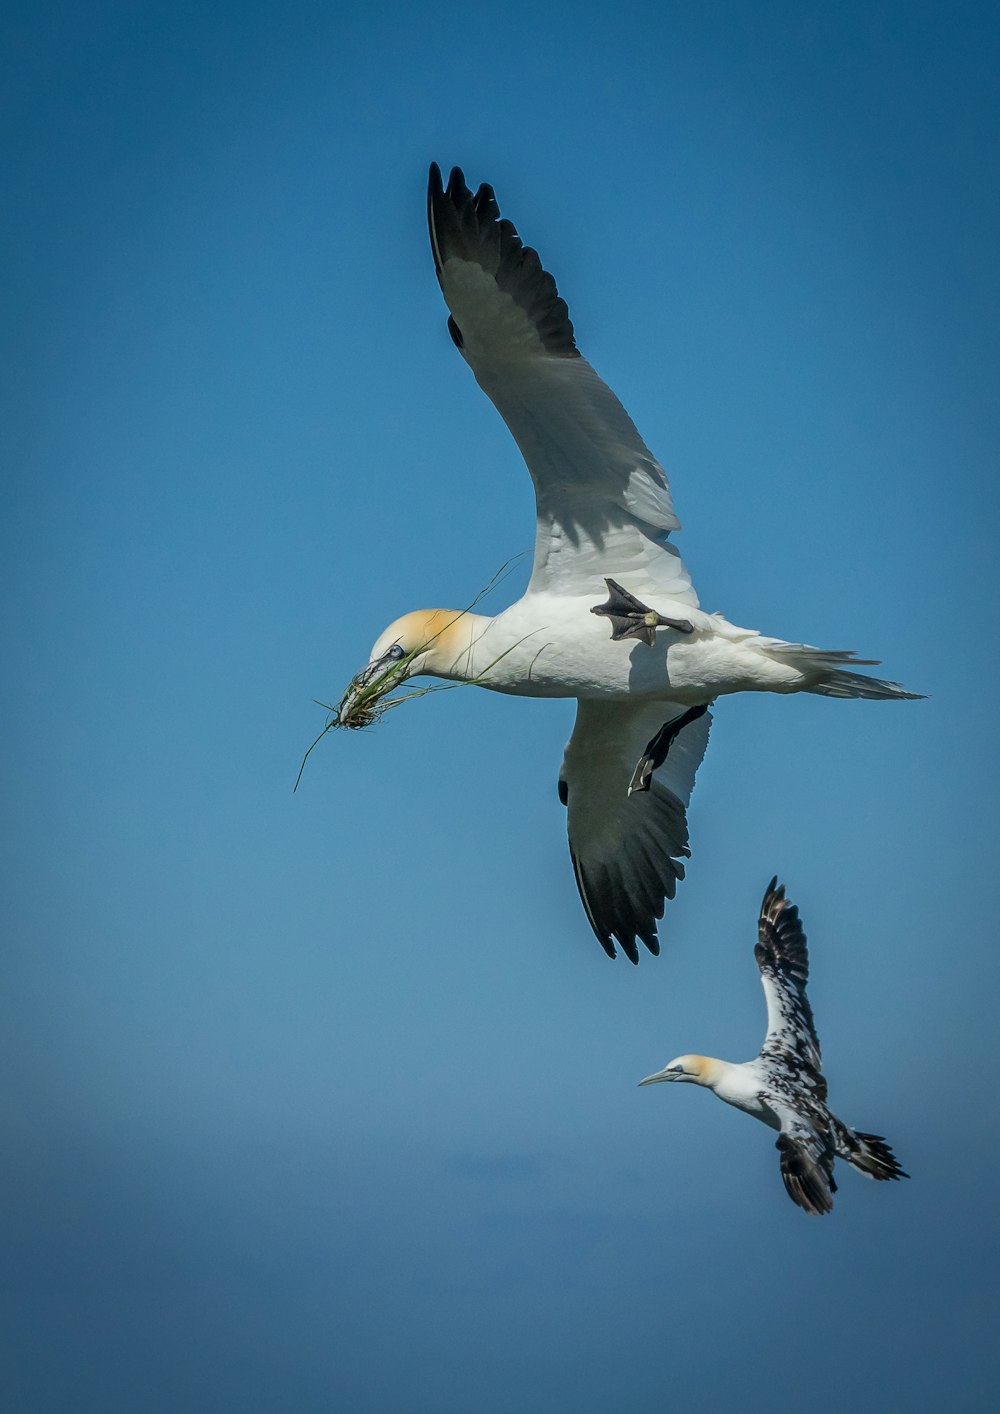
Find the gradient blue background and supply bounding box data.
[3,2,998,1410]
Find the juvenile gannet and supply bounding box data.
[639,879,908,1213]
[341,165,921,963]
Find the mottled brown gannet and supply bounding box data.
[339,165,921,963]
[639,880,908,1213]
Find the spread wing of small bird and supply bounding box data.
[427,163,698,609]
[755,878,824,1081]
[754,881,835,1213]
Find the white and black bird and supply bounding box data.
[341,165,921,963]
[639,879,908,1214]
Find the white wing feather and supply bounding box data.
[428,165,699,608]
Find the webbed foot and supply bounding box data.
[591,578,694,647]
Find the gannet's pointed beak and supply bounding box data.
[337,650,408,728]
[338,662,379,721]
[637,1065,679,1086]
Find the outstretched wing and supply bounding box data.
[771,1104,837,1216]
[427,164,698,608]
[558,699,711,963]
[755,879,823,1080]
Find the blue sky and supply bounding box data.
[2,1,998,1409]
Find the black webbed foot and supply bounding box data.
[590,578,694,647]
[628,704,709,795]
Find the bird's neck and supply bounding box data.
[688,1055,726,1089]
[418,610,492,682]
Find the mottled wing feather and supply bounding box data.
[755,879,823,1079]
[427,164,698,607]
[771,1104,837,1216]
[558,700,711,963]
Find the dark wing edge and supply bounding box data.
[427,163,579,358]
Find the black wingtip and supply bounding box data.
[762,876,783,909]
[617,932,640,965]
[474,181,499,223]
[641,929,661,958]
[427,163,444,276]
[425,161,579,357]
[599,927,659,964]
[756,878,811,997]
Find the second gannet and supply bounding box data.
[339,165,921,963]
[639,879,908,1214]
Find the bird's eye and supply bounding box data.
[387,643,406,660]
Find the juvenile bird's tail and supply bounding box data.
[768,644,924,701]
[838,1129,909,1182]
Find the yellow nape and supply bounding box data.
[676,1054,722,1083]
[371,609,475,668]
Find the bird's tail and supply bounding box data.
[767,644,924,701]
[837,1128,909,1182]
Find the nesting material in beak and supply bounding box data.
[335,655,409,729]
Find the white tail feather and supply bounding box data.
[765,643,923,701]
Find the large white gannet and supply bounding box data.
[340,165,921,963]
[639,879,908,1214]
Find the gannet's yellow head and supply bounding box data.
[368,610,473,677]
[337,609,479,727]
[638,1054,715,1087]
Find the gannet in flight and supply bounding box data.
[341,165,920,963]
[639,879,908,1213]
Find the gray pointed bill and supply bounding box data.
[336,651,409,729]
[637,1065,680,1086]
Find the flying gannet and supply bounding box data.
[339,165,921,963]
[639,879,908,1213]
